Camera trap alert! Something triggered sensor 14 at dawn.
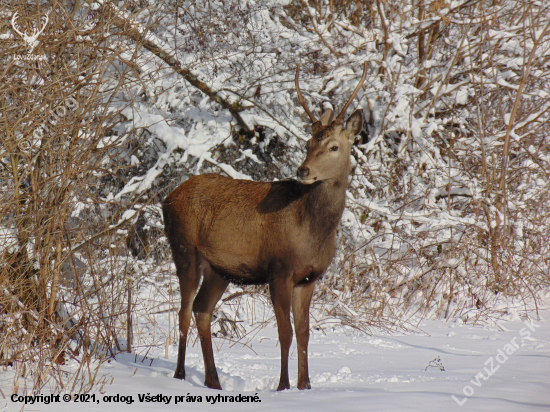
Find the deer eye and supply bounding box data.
[330,146,339,152]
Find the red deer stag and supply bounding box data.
[162,63,367,391]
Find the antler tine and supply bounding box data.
[37,11,50,36]
[334,61,368,123]
[295,64,317,123]
[11,13,24,37]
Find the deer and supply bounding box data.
[162,62,367,391]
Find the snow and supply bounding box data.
[3,313,549,411]
[0,227,19,255]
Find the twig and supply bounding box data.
[95,0,252,133]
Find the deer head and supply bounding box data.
[11,11,50,54]
[295,62,367,184]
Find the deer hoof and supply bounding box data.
[173,369,185,380]
[205,380,222,390]
[297,381,311,390]
[276,382,291,391]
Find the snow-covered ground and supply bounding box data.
[3,311,550,411]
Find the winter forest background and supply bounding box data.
[1,0,549,394]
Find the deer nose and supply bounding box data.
[297,167,310,179]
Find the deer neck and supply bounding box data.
[301,168,349,239]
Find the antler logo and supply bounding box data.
[11,11,50,54]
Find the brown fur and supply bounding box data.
[163,91,364,391]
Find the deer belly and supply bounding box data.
[201,248,269,285]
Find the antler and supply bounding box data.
[34,11,50,38]
[295,64,317,123]
[11,13,25,38]
[334,61,368,124]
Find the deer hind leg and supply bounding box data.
[292,281,315,390]
[269,277,294,391]
[193,263,228,390]
[174,247,201,380]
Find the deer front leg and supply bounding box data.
[269,277,293,391]
[292,281,315,390]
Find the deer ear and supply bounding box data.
[344,109,363,143]
[319,108,334,126]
